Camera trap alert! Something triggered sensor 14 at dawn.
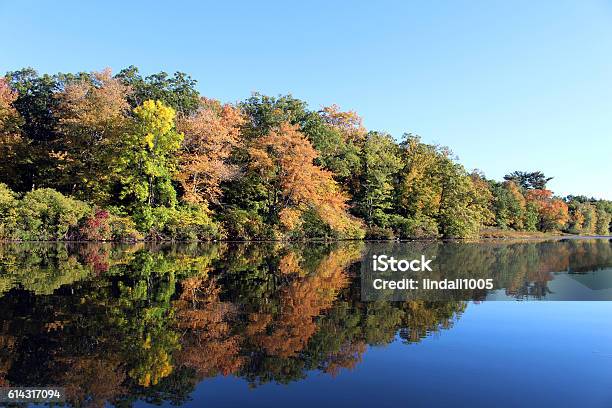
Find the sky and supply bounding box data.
[1,0,611,199]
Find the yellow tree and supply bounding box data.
[116,100,183,208]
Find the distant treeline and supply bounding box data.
[0,67,610,241]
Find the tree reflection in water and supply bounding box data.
[0,238,610,407]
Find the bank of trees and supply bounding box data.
[0,67,610,240]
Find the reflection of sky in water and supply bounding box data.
[487,268,612,300]
[361,239,612,302]
[5,240,611,407]
[143,302,612,408]
[569,268,612,290]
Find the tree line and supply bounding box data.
[0,67,610,240]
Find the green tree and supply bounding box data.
[580,202,598,234]
[4,68,60,191]
[116,66,200,115]
[17,188,91,240]
[595,204,611,235]
[354,131,402,227]
[491,181,527,230]
[503,171,553,190]
[437,161,486,238]
[0,183,18,239]
[395,135,489,238]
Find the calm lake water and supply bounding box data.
[1,238,611,407]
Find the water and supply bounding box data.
[0,239,611,407]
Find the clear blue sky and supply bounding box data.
[1,0,611,199]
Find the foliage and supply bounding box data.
[116,100,183,209]
[78,209,143,241]
[0,183,19,239]
[238,94,362,183]
[79,209,112,240]
[107,213,143,241]
[16,188,91,240]
[221,208,274,240]
[437,162,488,238]
[394,135,491,238]
[503,171,553,190]
[4,239,611,403]
[133,205,220,241]
[491,181,526,230]
[176,98,244,205]
[3,68,60,191]
[389,214,439,239]
[116,66,200,115]
[54,68,131,202]
[595,205,611,235]
[354,131,402,227]
[1,66,609,241]
[364,225,395,240]
[525,189,569,232]
[228,121,364,239]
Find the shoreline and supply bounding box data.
[1,234,610,245]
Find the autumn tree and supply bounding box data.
[302,108,361,184]
[395,134,444,235]
[245,122,363,238]
[562,199,611,235]
[176,98,244,205]
[320,104,367,144]
[223,94,356,239]
[238,94,362,184]
[55,69,131,202]
[566,200,585,234]
[316,104,366,191]
[469,171,495,227]
[437,160,490,238]
[115,100,183,209]
[525,189,569,232]
[0,78,24,188]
